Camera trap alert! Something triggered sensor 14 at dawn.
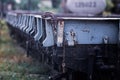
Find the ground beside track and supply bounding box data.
[0,20,50,80]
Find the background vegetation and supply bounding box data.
[0,20,50,80]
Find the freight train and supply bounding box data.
[6,11,120,80]
[5,0,120,80]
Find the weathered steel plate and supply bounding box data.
[64,20,118,44]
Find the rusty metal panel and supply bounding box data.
[57,21,64,47]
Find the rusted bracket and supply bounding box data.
[42,12,58,31]
[57,20,64,47]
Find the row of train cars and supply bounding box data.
[6,11,120,80]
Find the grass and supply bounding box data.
[0,20,50,80]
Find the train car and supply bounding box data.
[5,0,120,80]
[6,11,120,80]
[50,14,120,80]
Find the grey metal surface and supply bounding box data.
[34,18,43,41]
[64,20,118,45]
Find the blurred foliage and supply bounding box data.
[0,0,116,13]
[0,0,16,4]
[0,0,16,11]
[18,0,40,10]
[51,0,61,8]
[40,5,58,13]
[103,0,114,16]
[0,20,50,80]
[106,0,114,11]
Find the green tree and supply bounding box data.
[51,0,61,8]
[19,0,40,10]
[0,0,16,18]
[1,0,15,3]
[106,0,114,11]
